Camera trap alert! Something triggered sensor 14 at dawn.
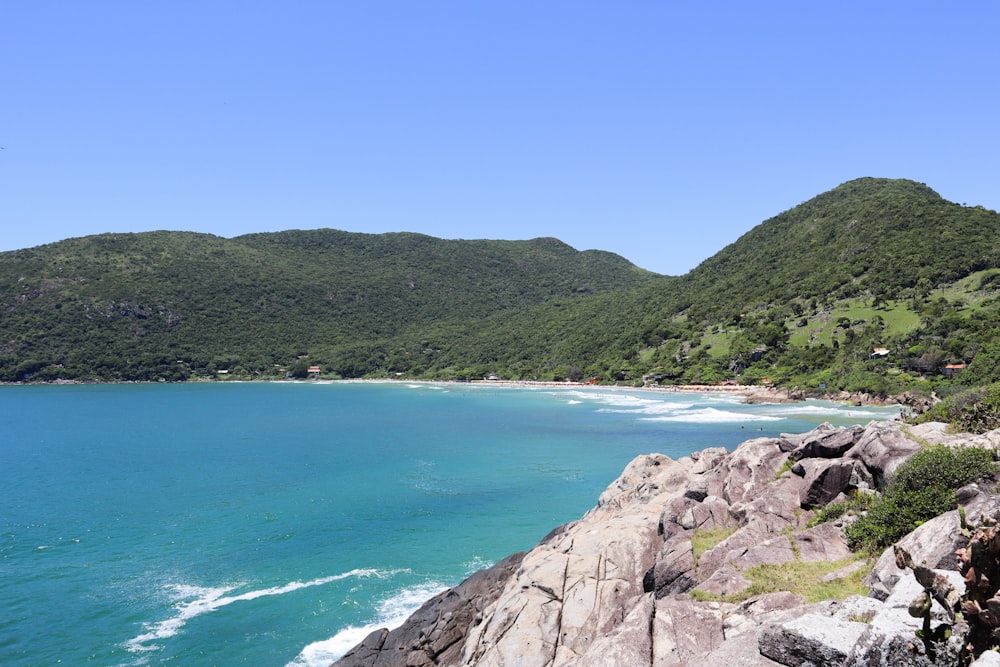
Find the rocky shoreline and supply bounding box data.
[334,420,1000,667]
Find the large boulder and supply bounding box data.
[846,421,924,489]
[905,422,1000,450]
[869,494,1000,600]
[758,612,869,666]
[707,438,787,505]
[793,458,870,508]
[787,423,864,460]
[643,535,696,598]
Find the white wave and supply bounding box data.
[288,581,448,667]
[640,408,784,423]
[566,399,582,404]
[125,568,385,654]
[756,404,888,418]
[462,555,495,575]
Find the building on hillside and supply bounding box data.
[942,363,966,378]
[869,347,890,360]
[307,365,322,375]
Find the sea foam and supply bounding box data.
[288,580,449,667]
[124,569,385,655]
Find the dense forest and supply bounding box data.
[2,177,999,398]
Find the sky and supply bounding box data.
[2,2,998,276]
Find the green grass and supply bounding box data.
[691,526,737,566]
[701,330,735,359]
[691,556,872,604]
[787,298,921,348]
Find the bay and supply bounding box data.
[0,382,899,666]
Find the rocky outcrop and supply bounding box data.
[334,421,1000,667]
[336,552,526,666]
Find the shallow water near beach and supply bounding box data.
[0,382,899,665]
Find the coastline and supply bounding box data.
[0,376,908,409]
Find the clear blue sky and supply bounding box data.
[2,2,998,275]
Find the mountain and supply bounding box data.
[1,177,998,391]
[0,230,655,381]
[676,177,999,320]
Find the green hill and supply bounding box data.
[2,177,998,394]
[0,230,655,381]
[626,178,1000,391]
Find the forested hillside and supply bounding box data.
[2,177,998,395]
[625,178,1000,393]
[0,230,656,381]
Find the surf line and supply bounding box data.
[124,568,397,654]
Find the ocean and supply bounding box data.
[0,381,899,666]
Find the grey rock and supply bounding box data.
[758,613,868,666]
[683,476,709,501]
[564,595,654,667]
[972,650,1000,667]
[793,458,862,509]
[687,631,786,666]
[845,571,966,667]
[651,597,726,665]
[695,563,752,598]
[334,552,525,667]
[689,446,729,474]
[644,536,696,598]
[793,522,853,563]
[868,505,997,599]
[792,423,864,460]
[846,421,923,490]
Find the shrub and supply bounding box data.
[807,491,875,528]
[846,445,996,553]
[916,382,1000,434]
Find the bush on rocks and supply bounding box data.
[846,445,996,553]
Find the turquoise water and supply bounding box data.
[0,382,899,666]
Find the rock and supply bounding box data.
[644,536,696,598]
[686,631,785,666]
[758,612,869,666]
[662,494,731,532]
[683,476,709,501]
[972,650,1000,667]
[793,522,854,562]
[846,421,923,490]
[695,563,752,598]
[869,497,1000,600]
[334,551,525,667]
[680,496,731,531]
[712,438,787,505]
[845,571,966,667]
[460,454,695,667]
[793,458,863,509]
[564,596,654,667]
[689,446,729,474]
[594,453,692,513]
[335,422,1000,667]
[905,422,1000,451]
[651,597,726,665]
[727,476,804,532]
[790,423,864,460]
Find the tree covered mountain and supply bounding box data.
[0,230,655,381]
[2,177,998,394]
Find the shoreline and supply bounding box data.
[0,376,908,408]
